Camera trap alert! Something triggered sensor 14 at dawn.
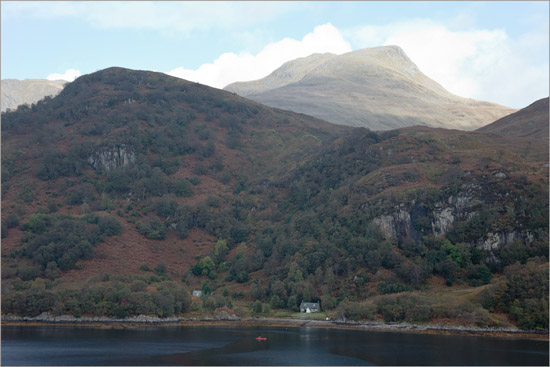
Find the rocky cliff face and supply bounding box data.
[87,145,136,172]
[372,185,535,258]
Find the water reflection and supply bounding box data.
[2,325,548,366]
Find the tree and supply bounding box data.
[213,240,228,264]
[98,215,122,236]
[253,300,262,314]
[192,256,215,278]
[137,217,166,240]
[154,262,167,275]
[249,280,263,300]
[287,261,303,282]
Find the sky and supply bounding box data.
[1,1,548,109]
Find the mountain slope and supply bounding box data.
[225,46,515,131]
[476,97,549,138]
[225,53,335,96]
[1,79,66,112]
[1,66,351,281]
[1,68,547,330]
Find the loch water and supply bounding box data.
[1,324,548,366]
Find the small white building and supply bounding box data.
[192,290,202,297]
[299,301,320,313]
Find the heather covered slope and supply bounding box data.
[225,46,515,131]
[1,68,547,330]
[477,97,549,139]
[1,79,66,112]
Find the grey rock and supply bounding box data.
[88,145,136,172]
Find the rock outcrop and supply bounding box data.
[370,186,529,251]
[88,145,136,172]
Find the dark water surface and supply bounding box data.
[1,324,548,366]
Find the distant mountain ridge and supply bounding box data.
[476,97,549,139]
[225,46,515,131]
[1,79,66,112]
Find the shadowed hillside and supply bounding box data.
[477,97,549,139]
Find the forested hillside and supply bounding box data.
[2,68,547,330]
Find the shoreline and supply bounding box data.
[2,315,547,341]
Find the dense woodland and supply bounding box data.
[1,68,548,330]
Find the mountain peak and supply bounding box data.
[224,46,515,131]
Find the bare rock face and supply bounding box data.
[1,79,66,112]
[372,190,477,242]
[372,209,411,239]
[431,207,455,236]
[371,185,534,262]
[482,231,534,251]
[225,46,515,131]
[88,145,136,172]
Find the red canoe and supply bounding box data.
[256,336,267,341]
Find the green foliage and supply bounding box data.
[334,301,374,321]
[466,264,492,286]
[249,280,264,300]
[5,213,20,228]
[441,240,462,267]
[2,274,193,318]
[480,260,548,330]
[236,271,249,283]
[18,214,118,275]
[22,213,53,234]
[137,217,166,240]
[213,239,229,264]
[375,295,434,323]
[377,281,410,295]
[155,196,178,218]
[192,256,215,278]
[36,149,84,181]
[188,176,201,186]
[97,215,123,236]
[173,179,193,197]
[252,300,262,314]
[66,183,97,205]
[139,264,151,272]
[154,262,167,275]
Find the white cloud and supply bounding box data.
[344,19,549,108]
[47,69,81,82]
[168,23,352,89]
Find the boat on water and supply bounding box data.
[256,336,267,341]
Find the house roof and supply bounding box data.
[300,302,320,307]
